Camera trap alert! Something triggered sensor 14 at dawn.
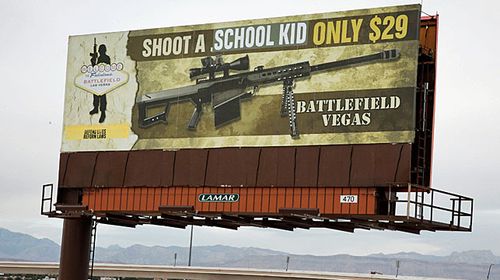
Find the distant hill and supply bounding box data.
[371,250,500,265]
[0,228,59,262]
[95,244,282,266]
[1,227,499,279]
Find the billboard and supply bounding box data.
[62,4,420,152]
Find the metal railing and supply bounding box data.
[389,184,473,231]
[40,184,54,215]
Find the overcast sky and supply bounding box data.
[1,0,499,257]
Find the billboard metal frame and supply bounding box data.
[42,15,475,235]
[42,184,472,233]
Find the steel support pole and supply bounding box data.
[188,224,194,266]
[59,217,92,280]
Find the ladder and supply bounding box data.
[89,219,98,279]
[415,134,427,187]
[415,82,429,188]
[415,82,430,219]
[416,82,429,186]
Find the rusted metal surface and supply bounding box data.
[256,147,296,187]
[59,144,412,189]
[173,149,208,186]
[124,150,163,187]
[93,152,128,187]
[63,152,97,188]
[275,147,296,187]
[350,144,409,186]
[395,144,412,182]
[254,148,278,186]
[294,146,320,187]
[58,153,69,186]
[205,148,260,186]
[373,144,405,184]
[159,151,176,186]
[341,145,371,186]
[317,145,352,187]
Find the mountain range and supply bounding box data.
[1,227,499,279]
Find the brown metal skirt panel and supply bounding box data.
[124,150,164,187]
[93,151,128,187]
[205,148,260,187]
[256,147,296,187]
[373,144,405,184]
[173,149,209,186]
[294,146,320,187]
[63,152,97,188]
[59,143,412,190]
[317,145,352,187]
[58,153,69,186]
[349,144,408,186]
[395,144,412,182]
[83,186,376,215]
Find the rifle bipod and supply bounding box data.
[281,79,299,139]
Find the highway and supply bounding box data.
[0,262,456,280]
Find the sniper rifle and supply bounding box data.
[136,49,400,138]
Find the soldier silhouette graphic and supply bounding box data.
[89,43,111,123]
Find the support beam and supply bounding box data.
[59,217,92,280]
[205,219,240,230]
[150,217,187,229]
[315,221,355,233]
[282,217,312,229]
[100,215,138,228]
[220,214,264,228]
[260,219,294,231]
[161,214,205,226]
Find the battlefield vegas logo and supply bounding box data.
[74,38,129,123]
[198,193,240,203]
[77,62,126,95]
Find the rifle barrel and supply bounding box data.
[310,49,400,73]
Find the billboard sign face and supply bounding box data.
[62,4,420,152]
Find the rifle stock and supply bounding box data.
[137,83,203,128]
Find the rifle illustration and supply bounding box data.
[136,49,400,138]
[89,38,98,67]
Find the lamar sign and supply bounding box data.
[198,193,240,203]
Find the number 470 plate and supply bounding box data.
[340,195,358,204]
